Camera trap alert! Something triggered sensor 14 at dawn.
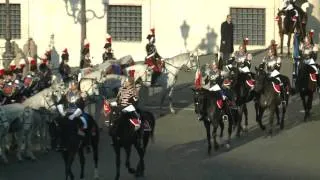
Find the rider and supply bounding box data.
[145,28,163,86]
[44,47,52,63]
[38,55,52,89]
[300,36,319,86]
[261,46,283,91]
[234,42,253,71]
[56,78,89,151]
[102,34,115,62]
[116,70,144,145]
[80,39,92,69]
[59,48,72,85]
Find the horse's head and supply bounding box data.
[191,88,208,115]
[184,51,198,71]
[254,66,267,93]
[79,77,100,98]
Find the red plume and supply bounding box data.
[129,70,135,78]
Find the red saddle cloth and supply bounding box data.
[309,73,317,82]
[272,82,281,93]
[145,58,163,72]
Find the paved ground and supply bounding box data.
[1,50,320,180]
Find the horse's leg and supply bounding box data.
[300,93,308,121]
[79,145,85,180]
[236,105,243,137]
[306,91,314,120]
[226,109,233,149]
[275,106,280,125]
[14,129,24,162]
[287,33,292,55]
[243,103,248,130]
[268,106,276,137]
[143,131,150,152]
[124,145,136,174]
[168,85,176,114]
[134,141,145,177]
[0,133,9,164]
[203,120,212,155]
[280,32,284,54]
[280,101,286,130]
[113,143,121,180]
[219,116,224,138]
[159,88,170,116]
[25,128,37,161]
[91,134,99,179]
[67,151,75,180]
[62,151,69,180]
[257,107,266,131]
[212,113,220,150]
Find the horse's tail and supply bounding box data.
[86,113,100,143]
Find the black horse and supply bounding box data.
[107,102,155,180]
[296,59,318,121]
[254,67,289,136]
[228,66,255,137]
[192,86,235,154]
[277,6,307,55]
[49,113,100,180]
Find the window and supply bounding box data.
[230,8,265,45]
[107,5,142,42]
[0,3,21,39]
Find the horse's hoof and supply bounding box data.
[170,110,176,114]
[207,146,212,155]
[225,143,231,150]
[128,168,136,174]
[115,174,120,180]
[160,113,165,117]
[135,170,144,177]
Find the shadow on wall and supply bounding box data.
[180,20,190,51]
[63,0,107,24]
[197,26,218,55]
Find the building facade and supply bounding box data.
[0,0,319,67]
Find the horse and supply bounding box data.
[123,52,197,115]
[105,99,156,180]
[48,88,100,180]
[0,103,38,163]
[228,66,255,137]
[254,68,284,136]
[276,4,308,55]
[296,59,317,121]
[192,86,235,154]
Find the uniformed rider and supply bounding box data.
[59,48,72,85]
[116,70,144,145]
[38,55,52,90]
[56,79,89,151]
[81,39,92,69]
[145,28,163,86]
[102,34,115,62]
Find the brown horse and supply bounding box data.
[276,7,307,55]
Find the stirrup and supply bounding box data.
[222,115,228,122]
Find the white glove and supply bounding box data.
[68,114,75,120]
[57,104,66,117]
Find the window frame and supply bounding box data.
[230,7,266,46]
[0,3,21,39]
[107,4,142,42]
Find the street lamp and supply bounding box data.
[2,0,15,69]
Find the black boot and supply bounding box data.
[151,72,160,86]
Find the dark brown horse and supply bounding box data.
[276,7,307,55]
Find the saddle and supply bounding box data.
[145,58,164,73]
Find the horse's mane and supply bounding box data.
[22,88,53,108]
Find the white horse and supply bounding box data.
[123,52,197,115]
[0,103,38,163]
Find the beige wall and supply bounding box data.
[0,0,318,67]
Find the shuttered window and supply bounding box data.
[230,8,265,45]
[107,5,142,42]
[0,3,21,39]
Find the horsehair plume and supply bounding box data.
[301,2,309,13]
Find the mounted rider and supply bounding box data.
[81,39,92,69]
[56,78,90,151]
[233,39,253,72]
[38,54,52,90]
[44,47,52,64]
[300,35,319,86]
[145,28,164,86]
[261,43,284,94]
[116,70,144,145]
[102,34,115,62]
[59,48,72,85]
